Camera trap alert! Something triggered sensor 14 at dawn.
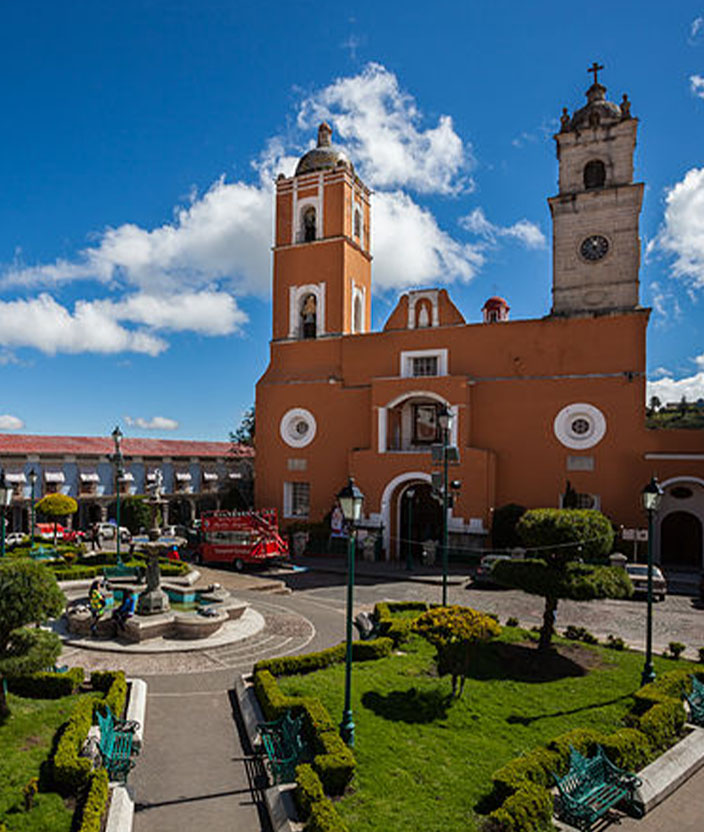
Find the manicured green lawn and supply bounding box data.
[279,628,697,832]
[0,694,80,832]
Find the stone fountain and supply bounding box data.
[136,469,171,615]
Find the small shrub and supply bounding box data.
[667,641,686,660]
[305,797,350,832]
[505,617,519,628]
[563,625,598,644]
[605,635,626,651]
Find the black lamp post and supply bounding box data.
[112,426,125,568]
[28,468,37,547]
[405,488,415,572]
[338,476,364,747]
[641,476,663,687]
[437,405,454,606]
[0,469,11,558]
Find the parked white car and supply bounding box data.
[97,523,131,543]
[5,532,28,547]
[625,563,667,601]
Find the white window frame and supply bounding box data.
[283,481,311,519]
[292,175,323,245]
[400,348,448,379]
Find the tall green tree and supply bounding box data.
[492,509,631,651]
[0,560,65,717]
[35,494,78,545]
[231,406,255,447]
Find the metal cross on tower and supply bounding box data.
[588,61,604,85]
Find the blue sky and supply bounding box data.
[1,0,704,440]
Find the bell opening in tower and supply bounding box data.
[301,293,317,339]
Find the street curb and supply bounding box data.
[126,678,147,751]
[103,677,148,832]
[635,724,704,812]
[235,674,299,832]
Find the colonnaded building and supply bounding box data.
[0,434,252,531]
[255,71,704,570]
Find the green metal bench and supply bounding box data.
[686,675,704,726]
[96,705,140,782]
[258,710,307,784]
[552,745,642,831]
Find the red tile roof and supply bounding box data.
[0,434,253,459]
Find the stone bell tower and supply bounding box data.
[549,63,644,316]
[271,123,372,342]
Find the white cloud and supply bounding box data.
[124,415,179,430]
[4,178,273,296]
[689,16,704,45]
[690,75,704,99]
[653,168,704,288]
[372,191,484,290]
[0,294,167,356]
[459,207,547,249]
[297,63,471,195]
[0,414,23,431]
[647,372,704,404]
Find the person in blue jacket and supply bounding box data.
[112,590,137,634]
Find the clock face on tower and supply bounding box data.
[580,234,609,262]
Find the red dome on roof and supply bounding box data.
[482,296,509,310]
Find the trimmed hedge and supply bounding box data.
[374,601,429,645]
[52,696,95,793]
[76,769,109,832]
[254,638,392,677]
[295,763,326,819]
[92,670,129,719]
[481,669,697,831]
[305,798,350,832]
[7,667,84,698]
[312,729,356,795]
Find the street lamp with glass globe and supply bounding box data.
[0,469,12,558]
[111,426,125,568]
[337,477,364,747]
[641,476,663,686]
[28,468,37,547]
[437,405,454,606]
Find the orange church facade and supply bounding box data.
[255,80,704,570]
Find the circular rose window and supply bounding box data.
[280,408,317,448]
[553,403,607,450]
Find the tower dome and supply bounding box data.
[295,123,352,176]
[569,82,622,130]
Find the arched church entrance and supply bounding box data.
[658,479,704,570]
[660,512,703,569]
[398,482,442,565]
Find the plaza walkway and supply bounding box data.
[57,562,704,832]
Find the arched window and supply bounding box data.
[300,293,317,339]
[584,160,606,190]
[354,209,361,239]
[302,207,317,242]
[353,294,363,333]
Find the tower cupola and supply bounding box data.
[295,123,352,176]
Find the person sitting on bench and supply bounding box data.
[112,590,137,634]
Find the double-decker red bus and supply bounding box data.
[197,509,289,571]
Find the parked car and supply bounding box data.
[97,523,131,543]
[625,563,667,601]
[5,532,28,547]
[473,554,512,587]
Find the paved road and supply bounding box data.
[59,563,704,832]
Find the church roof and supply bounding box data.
[295,123,352,176]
